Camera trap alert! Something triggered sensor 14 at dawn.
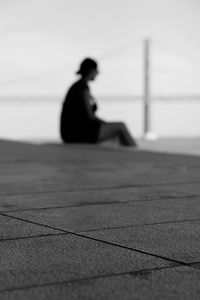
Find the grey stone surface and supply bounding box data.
[0,163,196,196]
[1,139,200,298]
[84,221,200,263]
[6,197,200,232]
[0,215,61,240]
[139,137,200,156]
[191,263,200,270]
[0,141,199,197]
[0,234,172,292]
[0,186,197,212]
[176,184,200,195]
[1,266,200,300]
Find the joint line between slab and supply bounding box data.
[0,212,191,268]
[1,193,199,214]
[0,180,199,197]
[0,232,67,242]
[0,264,184,295]
[78,217,200,233]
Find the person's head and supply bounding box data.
[76,58,99,81]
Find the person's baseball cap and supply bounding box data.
[76,58,98,75]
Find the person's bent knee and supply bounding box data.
[112,121,125,129]
[117,122,127,132]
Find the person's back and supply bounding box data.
[61,79,90,124]
[60,75,102,143]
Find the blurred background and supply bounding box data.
[1,0,200,142]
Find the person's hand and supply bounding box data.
[90,96,98,112]
[92,103,97,112]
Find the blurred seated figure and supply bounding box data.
[60,57,137,146]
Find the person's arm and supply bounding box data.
[90,95,98,112]
[82,90,100,121]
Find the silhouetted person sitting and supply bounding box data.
[60,58,137,146]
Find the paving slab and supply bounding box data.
[175,183,200,195]
[191,263,200,270]
[0,142,199,197]
[1,266,200,300]
[139,137,200,157]
[0,234,172,292]
[6,197,200,233]
[0,162,198,196]
[2,139,199,164]
[0,215,61,240]
[84,220,200,263]
[0,186,198,212]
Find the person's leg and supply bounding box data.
[98,122,137,146]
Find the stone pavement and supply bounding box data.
[139,137,200,157]
[0,139,200,299]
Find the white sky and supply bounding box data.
[0,0,200,95]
